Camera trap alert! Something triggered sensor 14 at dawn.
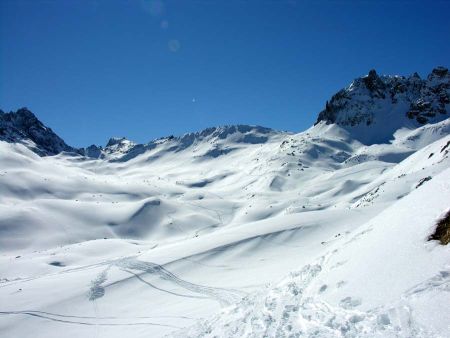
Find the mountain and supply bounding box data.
[2,67,449,159]
[82,125,282,162]
[0,107,78,156]
[0,108,282,161]
[0,68,449,338]
[316,66,450,143]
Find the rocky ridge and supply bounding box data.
[316,67,449,143]
[1,66,449,156]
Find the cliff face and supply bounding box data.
[316,67,450,143]
[0,107,76,156]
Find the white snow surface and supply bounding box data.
[1,118,449,338]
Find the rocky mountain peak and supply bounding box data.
[363,69,386,94]
[0,107,76,155]
[315,66,450,143]
[2,67,449,157]
[410,71,421,80]
[429,66,448,78]
[106,137,130,147]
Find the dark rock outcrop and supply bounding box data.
[316,67,450,130]
[0,108,77,155]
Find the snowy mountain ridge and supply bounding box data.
[316,66,450,144]
[0,108,280,161]
[1,66,448,160]
[82,124,282,161]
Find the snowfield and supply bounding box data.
[1,119,449,337]
[1,68,449,337]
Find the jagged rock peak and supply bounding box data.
[1,107,40,124]
[363,69,386,93]
[315,67,450,137]
[430,66,448,78]
[0,107,76,156]
[106,137,131,147]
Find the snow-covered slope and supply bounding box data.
[173,139,450,338]
[1,68,449,338]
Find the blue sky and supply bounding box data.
[1,0,449,147]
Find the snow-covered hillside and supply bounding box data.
[1,68,449,338]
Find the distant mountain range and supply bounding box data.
[2,66,448,157]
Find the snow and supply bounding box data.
[174,167,450,338]
[1,69,449,337]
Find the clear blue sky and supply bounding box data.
[1,0,449,147]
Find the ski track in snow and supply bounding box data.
[0,311,183,328]
[114,258,247,306]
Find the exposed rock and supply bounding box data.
[316,67,450,142]
[428,209,450,245]
[429,66,448,78]
[363,69,386,97]
[0,108,77,155]
[106,137,128,147]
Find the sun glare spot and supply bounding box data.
[168,39,181,52]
